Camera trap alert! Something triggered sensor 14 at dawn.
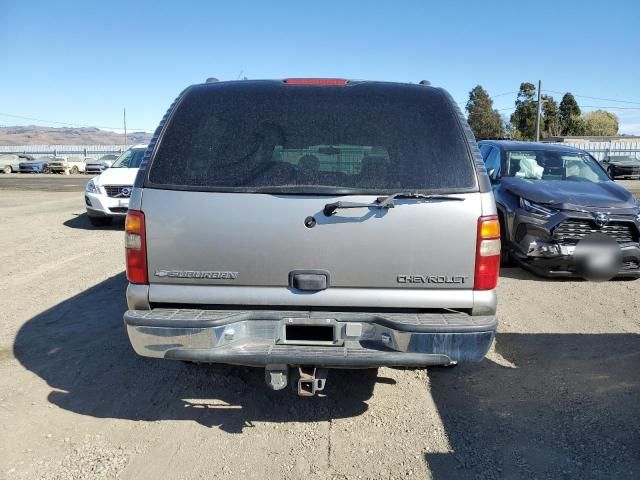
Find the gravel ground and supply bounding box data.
[0,190,638,480]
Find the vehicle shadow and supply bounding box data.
[499,266,637,282]
[63,212,124,230]
[13,273,377,433]
[426,332,640,479]
[497,266,570,281]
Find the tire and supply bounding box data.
[42,166,50,174]
[500,242,513,267]
[70,165,79,174]
[499,214,513,267]
[2,165,11,174]
[88,216,113,227]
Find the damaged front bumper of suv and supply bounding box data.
[509,209,640,278]
[124,309,497,368]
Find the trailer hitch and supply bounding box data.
[296,367,328,397]
[265,365,329,396]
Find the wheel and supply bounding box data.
[2,165,11,174]
[42,166,51,174]
[70,165,79,174]
[88,216,113,227]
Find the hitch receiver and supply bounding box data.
[297,367,328,397]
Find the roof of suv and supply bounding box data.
[181,79,453,103]
[198,78,434,88]
[479,140,584,154]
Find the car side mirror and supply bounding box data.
[487,168,500,183]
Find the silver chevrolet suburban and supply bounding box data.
[124,78,500,395]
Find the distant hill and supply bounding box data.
[0,126,152,145]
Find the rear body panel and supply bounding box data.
[143,189,482,291]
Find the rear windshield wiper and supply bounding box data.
[323,192,465,216]
[375,192,466,208]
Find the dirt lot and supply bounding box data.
[0,189,639,480]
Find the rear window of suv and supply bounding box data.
[147,82,477,194]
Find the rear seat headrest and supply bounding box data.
[298,154,320,171]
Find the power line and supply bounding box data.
[456,90,519,105]
[542,89,640,105]
[0,112,151,131]
[495,104,640,114]
[492,91,519,98]
[579,105,640,110]
[459,87,640,109]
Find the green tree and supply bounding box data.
[503,118,516,139]
[583,110,619,136]
[542,95,561,138]
[465,85,505,139]
[510,82,538,140]
[559,93,583,135]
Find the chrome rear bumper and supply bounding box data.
[124,309,497,367]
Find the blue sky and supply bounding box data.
[1,0,639,134]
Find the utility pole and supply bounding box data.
[535,80,542,142]
[123,108,128,147]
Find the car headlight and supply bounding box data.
[519,198,558,217]
[86,180,99,194]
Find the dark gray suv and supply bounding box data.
[123,79,500,395]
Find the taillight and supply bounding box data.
[474,216,501,290]
[125,210,147,284]
[283,78,348,86]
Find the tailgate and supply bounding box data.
[143,189,481,291]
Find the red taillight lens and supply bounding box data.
[283,78,348,86]
[125,210,147,284]
[474,216,501,290]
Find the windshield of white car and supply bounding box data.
[503,150,610,182]
[111,149,145,168]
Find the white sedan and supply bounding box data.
[84,145,147,226]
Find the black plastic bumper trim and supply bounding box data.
[163,347,454,368]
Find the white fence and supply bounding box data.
[1,141,639,161]
[562,141,640,161]
[0,145,128,156]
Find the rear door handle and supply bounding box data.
[289,270,330,291]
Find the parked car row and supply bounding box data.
[0,153,124,174]
[0,153,31,173]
